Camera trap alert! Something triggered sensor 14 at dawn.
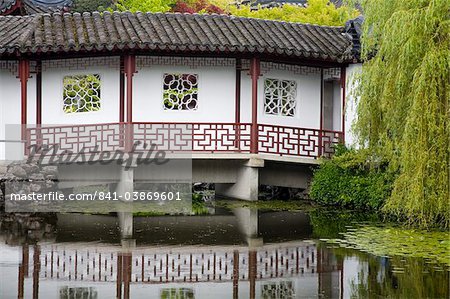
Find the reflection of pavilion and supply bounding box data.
[5,209,344,298]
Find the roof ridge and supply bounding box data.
[12,10,347,29]
[0,10,354,63]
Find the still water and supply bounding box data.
[0,206,448,299]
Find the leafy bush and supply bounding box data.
[228,0,359,26]
[72,0,113,12]
[115,0,176,13]
[310,146,395,210]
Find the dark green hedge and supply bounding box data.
[310,146,394,210]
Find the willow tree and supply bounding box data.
[354,0,449,227]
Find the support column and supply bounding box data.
[233,207,263,246]
[116,166,134,239]
[248,250,257,299]
[250,58,260,154]
[232,250,239,299]
[124,55,136,123]
[119,56,125,123]
[35,61,42,125]
[32,245,40,299]
[340,66,346,144]
[124,55,136,153]
[19,59,30,151]
[235,59,242,149]
[215,157,263,201]
[319,68,324,157]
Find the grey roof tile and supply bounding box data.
[0,11,354,62]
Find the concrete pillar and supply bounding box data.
[215,157,263,201]
[116,166,134,239]
[233,207,263,247]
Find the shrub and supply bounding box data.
[310,146,395,210]
[72,0,113,12]
[228,0,359,26]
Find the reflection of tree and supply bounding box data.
[349,256,449,298]
[59,286,98,299]
[261,281,295,298]
[309,209,379,239]
[160,288,194,299]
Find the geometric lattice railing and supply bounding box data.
[258,124,343,158]
[25,122,342,158]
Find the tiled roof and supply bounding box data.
[0,0,72,15]
[344,16,363,60]
[0,11,354,62]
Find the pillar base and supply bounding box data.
[216,158,262,201]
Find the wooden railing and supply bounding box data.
[25,122,342,158]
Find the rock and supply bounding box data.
[9,166,27,178]
[21,164,39,175]
[0,165,7,174]
[42,166,58,176]
[29,173,45,181]
[29,184,42,192]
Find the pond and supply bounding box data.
[0,203,448,299]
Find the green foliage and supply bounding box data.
[228,0,359,26]
[309,208,379,238]
[310,147,395,210]
[63,74,101,114]
[353,0,450,227]
[325,225,450,267]
[114,0,176,13]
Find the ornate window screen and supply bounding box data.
[264,78,297,117]
[63,74,101,114]
[163,73,198,111]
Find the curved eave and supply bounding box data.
[0,43,354,64]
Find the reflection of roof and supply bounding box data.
[0,12,355,63]
[0,0,72,15]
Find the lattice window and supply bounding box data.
[163,73,198,111]
[264,78,297,117]
[63,74,101,114]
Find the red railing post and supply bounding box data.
[250,58,260,154]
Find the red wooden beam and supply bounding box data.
[19,59,30,127]
[341,67,346,144]
[119,56,125,123]
[319,68,324,157]
[235,59,241,124]
[36,61,42,125]
[235,59,242,149]
[124,55,136,152]
[124,55,136,123]
[250,58,260,154]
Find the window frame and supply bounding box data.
[162,73,199,112]
[62,73,102,115]
[263,77,298,118]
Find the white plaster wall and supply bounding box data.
[0,67,22,160]
[333,81,342,131]
[241,68,321,129]
[41,63,120,125]
[345,63,362,147]
[133,64,236,123]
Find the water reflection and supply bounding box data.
[0,208,448,299]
